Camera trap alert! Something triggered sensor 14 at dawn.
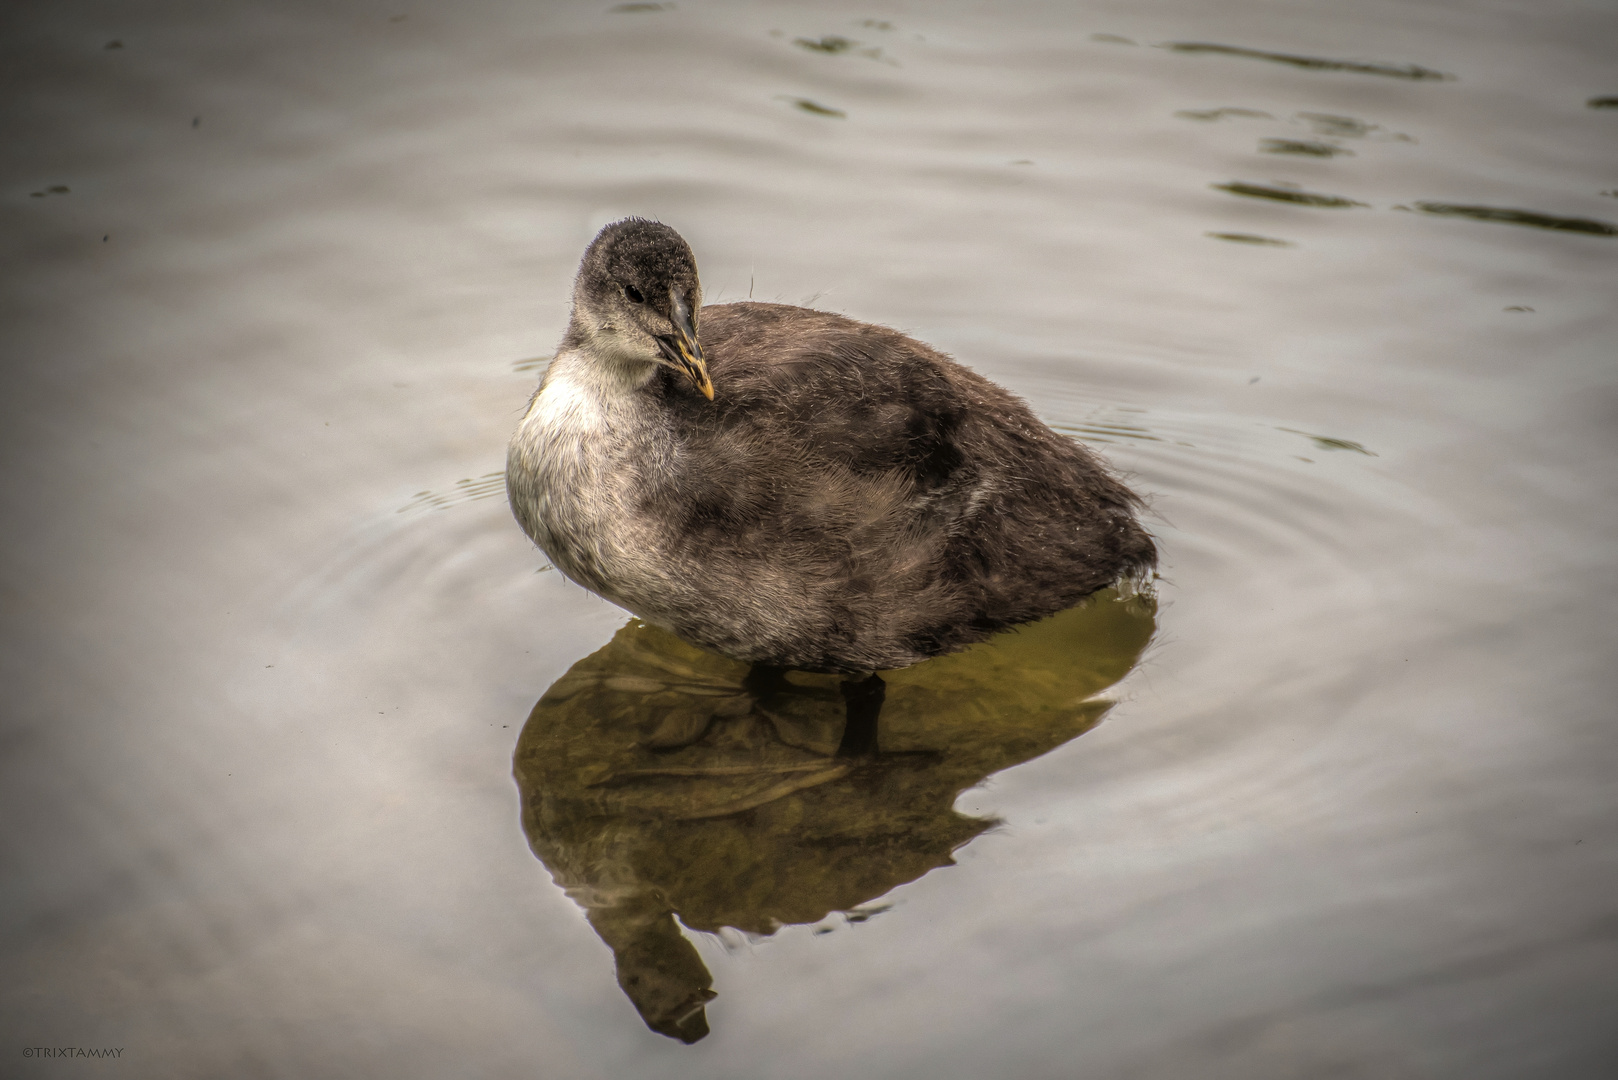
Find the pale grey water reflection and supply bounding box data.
[3,0,1616,1077]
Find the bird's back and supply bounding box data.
[624,302,1155,672]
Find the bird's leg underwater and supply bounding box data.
[835,673,885,758]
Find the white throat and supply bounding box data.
[532,345,655,422]
[507,343,670,604]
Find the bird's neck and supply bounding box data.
[557,304,664,391]
[546,346,658,402]
[516,337,659,460]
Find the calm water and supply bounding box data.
[4,0,1616,1076]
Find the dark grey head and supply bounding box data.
[570,218,712,399]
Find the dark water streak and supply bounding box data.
[1164,41,1456,81]
[1413,201,1617,236]
[1213,181,1368,208]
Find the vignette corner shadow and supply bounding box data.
[512,588,1157,1042]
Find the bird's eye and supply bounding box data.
[623,284,645,304]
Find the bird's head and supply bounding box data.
[570,218,713,400]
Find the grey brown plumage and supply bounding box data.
[507,219,1155,674]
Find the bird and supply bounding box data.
[507,218,1155,748]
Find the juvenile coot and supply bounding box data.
[507,219,1155,687]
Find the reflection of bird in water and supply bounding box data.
[514,591,1156,1042]
[506,219,1156,741]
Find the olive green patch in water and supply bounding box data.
[778,96,846,118]
[795,35,855,53]
[1296,112,1373,138]
[1091,33,1136,45]
[1213,181,1367,208]
[29,185,70,198]
[861,19,895,31]
[1587,96,1618,109]
[1278,427,1377,455]
[1206,232,1295,247]
[1175,107,1274,122]
[608,2,670,12]
[1414,202,1617,236]
[792,35,890,62]
[1292,112,1413,142]
[1504,306,1535,312]
[1164,42,1454,81]
[513,590,1157,1042]
[1261,138,1353,157]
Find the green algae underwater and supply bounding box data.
[514,588,1156,1042]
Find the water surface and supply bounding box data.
[3,0,1616,1076]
